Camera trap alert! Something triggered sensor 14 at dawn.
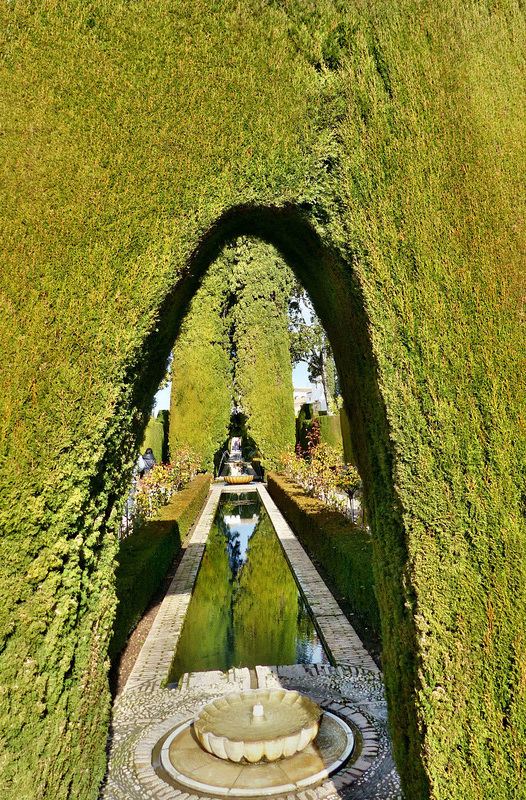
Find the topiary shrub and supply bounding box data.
[141,417,164,464]
[156,410,170,463]
[317,413,343,449]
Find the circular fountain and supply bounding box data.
[158,687,356,797]
[194,688,322,762]
[224,474,254,484]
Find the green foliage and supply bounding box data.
[1,1,526,798]
[267,472,381,648]
[339,406,355,466]
[280,439,360,516]
[317,413,343,449]
[170,236,296,468]
[156,410,170,462]
[135,446,200,521]
[224,238,297,467]
[169,263,233,471]
[109,474,211,661]
[141,417,164,464]
[298,412,343,451]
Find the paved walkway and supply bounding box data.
[101,483,400,800]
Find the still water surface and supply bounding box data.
[168,491,329,682]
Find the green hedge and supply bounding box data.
[141,417,165,465]
[297,413,343,452]
[267,472,381,646]
[318,414,343,449]
[339,406,355,466]
[109,473,211,661]
[295,403,313,451]
[156,410,170,463]
[2,2,526,799]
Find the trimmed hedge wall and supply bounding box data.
[109,473,211,661]
[267,472,380,646]
[339,406,355,466]
[297,413,343,452]
[318,413,343,449]
[156,410,170,463]
[169,261,233,472]
[2,2,526,799]
[141,417,165,465]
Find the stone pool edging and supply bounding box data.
[103,483,401,799]
[255,486,379,674]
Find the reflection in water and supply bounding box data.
[168,492,329,682]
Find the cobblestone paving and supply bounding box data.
[101,666,401,800]
[101,485,402,800]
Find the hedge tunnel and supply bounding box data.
[1,1,526,799]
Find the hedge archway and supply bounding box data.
[2,2,526,799]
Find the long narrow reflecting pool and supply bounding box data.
[167,491,330,683]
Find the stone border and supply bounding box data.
[102,665,401,800]
[256,486,379,674]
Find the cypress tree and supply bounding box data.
[169,265,232,471]
[225,238,296,467]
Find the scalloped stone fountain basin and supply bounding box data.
[224,475,254,485]
[194,688,322,763]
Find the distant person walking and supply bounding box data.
[142,447,156,476]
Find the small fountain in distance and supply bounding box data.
[224,462,254,485]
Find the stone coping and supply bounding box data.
[102,484,401,799]
[102,664,401,800]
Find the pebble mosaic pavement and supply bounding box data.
[101,485,402,800]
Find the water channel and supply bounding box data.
[167,491,329,683]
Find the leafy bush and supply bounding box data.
[279,432,361,518]
[135,446,200,522]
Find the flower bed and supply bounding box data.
[279,425,362,521]
[135,446,201,522]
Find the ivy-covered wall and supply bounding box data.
[1,2,526,800]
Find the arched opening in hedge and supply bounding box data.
[124,202,429,797]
